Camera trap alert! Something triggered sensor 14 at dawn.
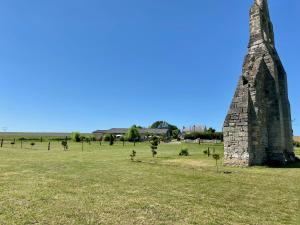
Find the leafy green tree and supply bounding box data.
[179,148,189,156]
[109,135,115,146]
[103,134,111,141]
[130,150,136,161]
[126,125,141,142]
[172,129,180,139]
[120,136,126,146]
[207,127,216,133]
[99,136,103,146]
[150,121,179,139]
[212,154,220,172]
[86,137,91,145]
[71,132,81,142]
[150,136,159,157]
[61,140,68,151]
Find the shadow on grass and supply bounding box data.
[279,161,300,168]
[268,159,300,169]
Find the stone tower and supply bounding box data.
[223,0,296,166]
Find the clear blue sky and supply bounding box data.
[0,0,299,134]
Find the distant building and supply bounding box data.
[93,128,171,141]
[182,125,206,133]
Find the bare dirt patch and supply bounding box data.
[162,159,212,168]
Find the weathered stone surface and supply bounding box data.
[223,0,296,166]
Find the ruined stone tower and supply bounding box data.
[223,0,296,166]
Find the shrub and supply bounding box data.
[184,132,223,141]
[150,136,159,157]
[212,154,221,172]
[203,148,211,157]
[103,134,114,145]
[109,135,114,146]
[71,132,81,142]
[130,150,136,161]
[126,126,141,142]
[179,148,189,156]
[61,140,68,151]
[103,134,112,142]
[293,141,300,148]
[172,129,180,139]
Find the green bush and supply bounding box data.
[179,148,189,156]
[184,132,223,141]
[61,140,68,151]
[109,135,115,146]
[71,132,81,142]
[150,136,159,157]
[126,125,140,142]
[103,134,112,142]
[120,136,128,142]
[130,150,136,161]
[293,141,300,148]
[30,142,35,149]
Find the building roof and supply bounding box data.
[93,128,169,135]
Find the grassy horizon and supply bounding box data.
[0,141,299,225]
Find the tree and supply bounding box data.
[61,140,68,151]
[109,135,114,146]
[126,125,140,142]
[71,132,81,142]
[150,136,159,157]
[30,142,35,149]
[150,121,169,129]
[150,121,180,140]
[207,127,216,133]
[172,129,180,139]
[130,150,136,161]
[212,154,220,172]
[179,148,189,156]
[86,137,91,145]
[99,136,102,146]
[103,134,111,142]
[120,136,125,146]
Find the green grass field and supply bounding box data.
[0,141,299,225]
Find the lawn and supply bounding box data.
[0,140,299,225]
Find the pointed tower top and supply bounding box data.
[255,0,269,13]
[249,0,274,48]
[255,0,267,7]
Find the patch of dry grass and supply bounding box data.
[294,136,300,142]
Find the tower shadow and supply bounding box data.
[268,158,300,168]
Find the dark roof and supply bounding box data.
[93,128,169,135]
[139,128,169,134]
[0,132,92,137]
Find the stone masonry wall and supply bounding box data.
[223,0,296,166]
